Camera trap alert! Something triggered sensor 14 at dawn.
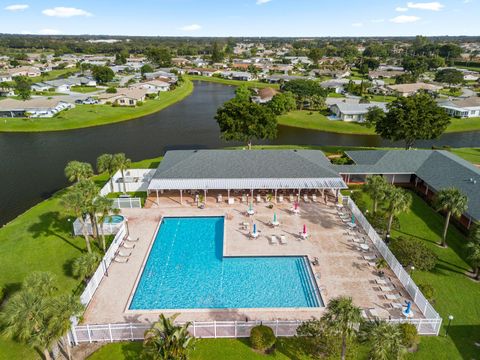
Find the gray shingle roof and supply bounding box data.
[334,150,480,221]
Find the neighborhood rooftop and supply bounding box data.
[148,149,347,191]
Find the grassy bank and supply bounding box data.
[278,110,480,135]
[186,75,279,89]
[0,79,193,132]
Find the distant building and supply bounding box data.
[329,101,387,122]
[0,98,73,118]
[252,87,279,103]
[385,83,442,97]
[97,88,148,106]
[438,97,480,118]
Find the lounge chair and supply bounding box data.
[279,235,287,245]
[390,302,403,309]
[385,293,400,300]
[311,257,319,266]
[363,255,376,261]
[114,256,129,263]
[303,194,310,203]
[380,285,394,292]
[217,194,223,203]
[121,242,135,249]
[270,235,278,245]
[228,197,235,204]
[312,194,317,202]
[256,194,261,203]
[126,236,139,242]
[375,279,388,285]
[289,194,295,202]
[241,194,247,203]
[368,308,380,318]
[278,195,284,203]
[117,250,132,257]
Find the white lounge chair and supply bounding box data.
[117,250,132,257]
[126,236,139,242]
[385,294,400,300]
[312,194,317,202]
[289,194,295,202]
[368,308,380,318]
[217,194,223,203]
[256,194,261,203]
[121,242,135,249]
[278,195,284,203]
[375,279,388,285]
[241,194,247,203]
[279,235,287,245]
[391,302,403,309]
[380,285,394,292]
[228,197,235,205]
[303,194,310,203]
[270,235,278,245]
[363,255,376,261]
[114,256,129,263]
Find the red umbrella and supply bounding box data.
[303,224,307,234]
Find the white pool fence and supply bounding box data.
[99,169,155,196]
[112,197,142,209]
[69,196,442,345]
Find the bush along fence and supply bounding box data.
[68,197,442,345]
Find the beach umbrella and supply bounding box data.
[351,214,355,224]
[253,223,257,234]
[303,224,307,234]
[273,212,277,223]
[249,202,253,212]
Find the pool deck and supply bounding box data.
[83,196,422,325]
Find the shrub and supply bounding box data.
[399,323,419,350]
[389,236,437,271]
[250,325,276,353]
[137,101,144,106]
[106,86,117,93]
[418,282,436,302]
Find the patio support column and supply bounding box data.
[297,188,301,202]
[467,217,472,229]
[180,190,183,205]
[156,190,159,205]
[204,189,207,207]
[251,189,253,199]
[391,174,395,184]
[227,189,230,201]
[274,189,277,204]
[425,185,429,196]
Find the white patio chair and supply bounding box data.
[279,235,287,245]
[270,235,278,245]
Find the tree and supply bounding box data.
[146,47,172,67]
[364,175,389,213]
[365,106,385,128]
[0,272,82,360]
[363,320,407,360]
[94,196,117,251]
[72,253,101,283]
[308,48,324,64]
[143,314,194,360]
[141,64,154,76]
[466,227,480,280]
[97,154,118,192]
[384,186,412,236]
[427,55,445,70]
[402,57,428,78]
[234,85,251,102]
[267,91,296,115]
[215,99,277,149]
[112,153,131,194]
[435,188,468,247]
[368,93,451,149]
[92,66,114,84]
[211,41,224,63]
[321,296,362,360]
[114,49,129,65]
[14,76,32,100]
[281,79,327,109]
[439,43,462,60]
[435,68,464,87]
[64,161,93,183]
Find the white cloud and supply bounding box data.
[256,0,272,4]
[179,24,202,32]
[352,22,363,27]
[5,4,29,11]
[42,7,92,17]
[371,18,385,23]
[38,28,61,35]
[406,2,444,11]
[390,15,421,23]
[395,6,409,11]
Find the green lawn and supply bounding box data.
[70,86,100,93]
[350,190,480,360]
[450,147,480,164]
[327,92,346,98]
[438,88,463,97]
[186,75,280,89]
[0,79,193,132]
[28,68,79,83]
[366,94,398,102]
[278,110,480,135]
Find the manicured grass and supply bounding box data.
[70,86,100,93]
[366,94,398,102]
[327,92,346,98]
[277,110,375,135]
[352,189,480,360]
[439,88,463,97]
[186,75,280,89]
[450,147,480,164]
[278,110,480,135]
[28,68,79,83]
[0,79,193,132]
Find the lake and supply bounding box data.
[0,81,479,225]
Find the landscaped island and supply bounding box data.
[0,79,193,132]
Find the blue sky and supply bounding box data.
[0,0,478,37]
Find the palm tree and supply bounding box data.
[365,320,407,360]
[435,188,468,248]
[113,153,131,194]
[97,154,117,193]
[94,196,117,251]
[321,296,362,360]
[466,227,480,280]
[364,175,389,213]
[143,314,194,360]
[384,187,412,236]
[64,161,93,183]
[72,253,102,283]
[0,272,81,360]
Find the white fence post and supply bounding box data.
[108,323,113,342]
[214,321,217,338]
[87,324,92,343]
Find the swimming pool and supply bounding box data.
[104,215,124,224]
[129,216,323,310]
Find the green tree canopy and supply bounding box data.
[267,91,296,115]
[435,188,468,247]
[13,76,32,100]
[215,99,277,149]
[435,68,464,87]
[92,65,114,84]
[211,41,224,63]
[366,93,451,149]
[141,64,154,76]
[146,47,172,67]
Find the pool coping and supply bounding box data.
[124,214,324,315]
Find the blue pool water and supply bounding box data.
[129,217,323,310]
[105,215,124,224]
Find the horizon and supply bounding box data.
[0,0,479,37]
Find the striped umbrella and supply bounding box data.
[273,212,277,223]
[253,223,257,234]
[351,214,355,224]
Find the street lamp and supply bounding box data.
[445,315,454,337]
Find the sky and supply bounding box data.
[0,0,478,37]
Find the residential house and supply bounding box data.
[264,74,306,83]
[32,79,73,93]
[311,69,351,79]
[368,70,405,79]
[130,80,170,94]
[252,87,279,104]
[230,71,253,81]
[384,83,442,97]
[172,58,190,67]
[438,97,480,118]
[329,101,387,122]
[187,68,217,77]
[97,88,148,106]
[0,66,41,81]
[0,98,73,118]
